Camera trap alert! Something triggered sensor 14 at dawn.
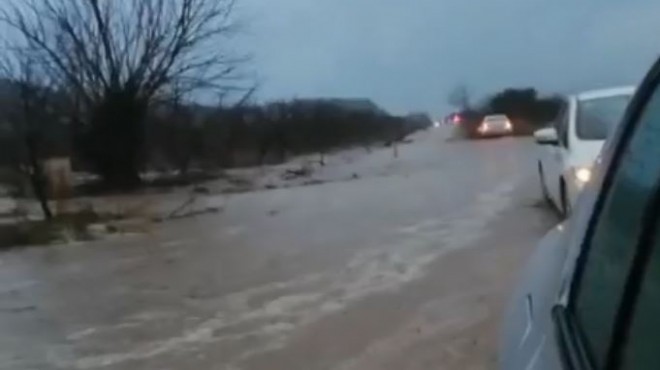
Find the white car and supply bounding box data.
[535,86,635,215]
[477,114,513,137]
[501,56,660,370]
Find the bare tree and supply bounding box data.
[448,84,471,110]
[0,52,56,220]
[1,0,248,188]
[158,82,197,175]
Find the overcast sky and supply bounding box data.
[236,0,660,116]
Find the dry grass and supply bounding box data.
[0,209,98,248]
[0,197,160,248]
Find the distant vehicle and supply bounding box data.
[501,58,660,369]
[443,112,463,125]
[476,114,513,136]
[535,86,635,215]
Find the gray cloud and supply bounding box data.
[238,0,660,115]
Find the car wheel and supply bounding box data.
[538,163,551,204]
[560,180,571,217]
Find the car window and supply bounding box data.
[485,115,506,122]
[576,94,632,141]
[620,216,660,369]
[615,91,660,370]
[570,85,660,367]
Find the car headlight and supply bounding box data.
[574,167,592,184]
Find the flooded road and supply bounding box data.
[0,129,558,370]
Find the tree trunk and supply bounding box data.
[178,126,195,175]
[85,93,146,189]
[179,153,191,176]
[25,134,52,220]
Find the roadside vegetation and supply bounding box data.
[447,85,564,138]
[0,0,430,247]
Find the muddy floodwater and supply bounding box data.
[0,129,557,370]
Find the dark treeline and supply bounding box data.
[454,87,565,137]
[1,95,428,174]
[144,99,427,173]
[487,88,564,128]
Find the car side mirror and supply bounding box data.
[534,128,559,146]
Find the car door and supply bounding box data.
[544,104,570,209]
[552,62,660,369]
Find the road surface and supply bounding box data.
[0,128,558,370]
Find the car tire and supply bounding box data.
[538,164,552,205]
[560,180,571,218]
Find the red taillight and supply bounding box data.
[452,114,462,124]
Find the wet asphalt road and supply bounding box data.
[0,129,558,370]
